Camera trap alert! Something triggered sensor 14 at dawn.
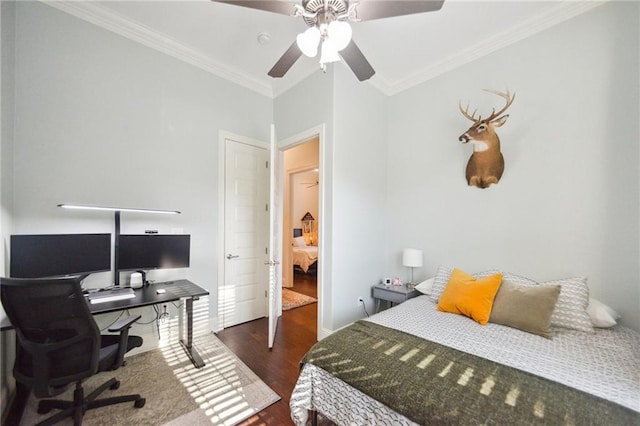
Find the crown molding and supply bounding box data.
[370,0,609,97]
[43,0,608,99]
[42,1,274,98]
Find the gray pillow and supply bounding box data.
[489,280,561,339]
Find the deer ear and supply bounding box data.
[492,114,509,127]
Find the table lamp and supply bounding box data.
[402,248,423,288]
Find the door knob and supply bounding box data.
[226,254,239,259]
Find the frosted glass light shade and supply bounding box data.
[327,20,352,51]
[319,41,340,64]
[296,26,321,57]
[402,248,423,268]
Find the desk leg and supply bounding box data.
[179,297,206,369]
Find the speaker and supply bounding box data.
[130,272,143,289]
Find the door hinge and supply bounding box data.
[265,247,268,255]
[265,203,269,212]
[265,290,268,298]
[266,160,269,168]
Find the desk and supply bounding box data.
[90,279,209,368]
[1,279,209,367]
[1,279,208,426]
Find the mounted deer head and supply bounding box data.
[458,89,515,189]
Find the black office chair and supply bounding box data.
[0,276,145,425]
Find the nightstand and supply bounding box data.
[372,283,421,313]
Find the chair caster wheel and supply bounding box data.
[134,398,146,408]
[37,406,52,414]
[110,380,120,390]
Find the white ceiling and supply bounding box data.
[47,1,606,98]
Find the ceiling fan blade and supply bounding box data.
[211,1,297,16]
[268,41,303,78]
[339,40,375,81]
[351,0,445,21]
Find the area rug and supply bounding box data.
[20,333,280,426]
[282,288,317,311]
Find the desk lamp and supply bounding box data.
[402,248,423,289]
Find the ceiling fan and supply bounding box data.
[212,0,445,81]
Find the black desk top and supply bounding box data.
[0,279,208,330]
[90,279,208,314]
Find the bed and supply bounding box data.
[290,268,640,425]
[293,228,318,274]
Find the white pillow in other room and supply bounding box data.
[587,298,621,328]
[415,278,434,295]
[293,236,306,247]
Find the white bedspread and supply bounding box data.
[292,246,317,273]
[290,296,640,425]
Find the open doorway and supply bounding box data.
[281,137,319,325]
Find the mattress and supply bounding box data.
[292,246,318,273]
[290,296,640,425]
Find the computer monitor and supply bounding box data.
[10,233,112,278]
[117,235,190,271]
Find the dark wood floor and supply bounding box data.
[216,273,318,425]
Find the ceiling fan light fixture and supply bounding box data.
[319,40,341,64]
[296,26,321,57]
[320,40,340,65]
[327,20,352,51]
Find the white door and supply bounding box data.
[222,138,269,328]
[268,124,283,348]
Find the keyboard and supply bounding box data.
[88,287,136,304]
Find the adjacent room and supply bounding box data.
[1,0,638,425]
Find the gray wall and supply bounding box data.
[386,1,640,330]
[0,0,16,412]
[330,65,388,327]
[8,2,272,340]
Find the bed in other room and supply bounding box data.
[292,228,317,274]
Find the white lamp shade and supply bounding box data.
[296,26,321,57]
[319,40,341,64]
[327,20,352,51]
[402,248,423,268]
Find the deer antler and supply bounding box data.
[483,89,516,121]
[458,101,480,123]
[458,89,516,123]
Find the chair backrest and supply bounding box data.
[0,276,100,397]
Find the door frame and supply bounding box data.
[279,124,326,340]
[216,130,269,332]
[216,124,328,341]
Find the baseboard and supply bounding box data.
[318,327,331,340]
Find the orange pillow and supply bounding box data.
[437,268,503,325]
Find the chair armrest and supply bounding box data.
[108,315,141,333]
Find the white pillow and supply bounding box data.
[415,278,434,295]
[293,236,306,247]
[587,298,621,328]
[429,265,454,303]
[431,266,594,333]
[430,265,499,303]
[541,277,593,333]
